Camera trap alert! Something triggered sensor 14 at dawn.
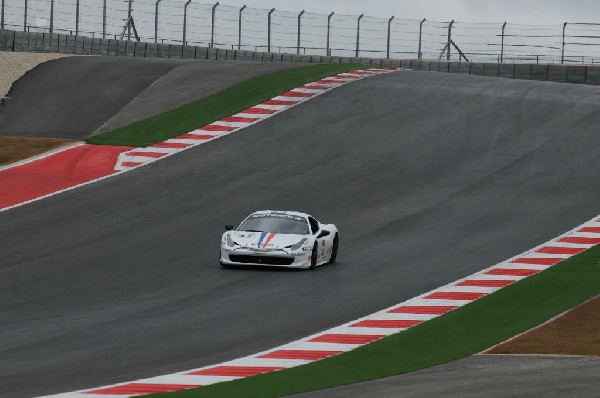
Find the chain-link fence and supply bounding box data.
[2,0,600,63]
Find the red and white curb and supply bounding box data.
[44,216,600,397]
[114,68,400,171]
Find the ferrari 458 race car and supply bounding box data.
[220,210,339,269]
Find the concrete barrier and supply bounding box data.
[566,66,586,84]
[531,64,549,81]
[499,64,514,79]
[0,30,8,51]
[156,43,169,58]
[4,28,600,86]
[483,63,499,77]
[74,36,84,55]
[514,64,531,80]
[548,65,567,83]
[195,47,208,59]
[586,68,600,85]
[144,43,157,58]
[44,33,54,53]
[470,63,484,76]
[169,44,182,58]
[134,42,146,57]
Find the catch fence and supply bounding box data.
[2,0,600,63]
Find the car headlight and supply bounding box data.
[226,233,237,247]
[286,238,307,251]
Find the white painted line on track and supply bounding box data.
[0,142,85,172]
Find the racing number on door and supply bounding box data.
[320,238,326,258]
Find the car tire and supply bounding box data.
[310,243,318,269]
[328,234,339,264]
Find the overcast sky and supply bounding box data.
[213,0,598,25]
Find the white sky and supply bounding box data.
[214,0,598,25]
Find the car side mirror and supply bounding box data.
[317,230,330,238]
[225,225,234,231]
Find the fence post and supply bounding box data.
[561,22,567,64]
[75,0,80,35]
[356,14,363,57]
[238,4,246,50]
[211,2,219,48]
[326,12,333,56]
[49,0,54,33]
[126,0,133,41]
[267,8,274,52]
[387,15,394,59]
[418,18,425,59]
[102,0,106,38]
[500,21,506,63]
[297,10,304,55]
[447,20,454,61]
[183,0,191,45]
[23,0,28,31]
[0,0,4,30]
[155,0,162,43]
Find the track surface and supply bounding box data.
[2,71,600,397]
[293,355,600,397]
[0,57,297,139]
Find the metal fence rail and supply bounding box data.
[2,0,600,63]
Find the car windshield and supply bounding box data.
[238,214,309,235]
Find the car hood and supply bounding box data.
[230,231,307,250]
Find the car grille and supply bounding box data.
[229,255,294,266]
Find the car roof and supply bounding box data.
[250,210,311,219]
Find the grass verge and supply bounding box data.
[150,244,600,398]
[87,64,374,147]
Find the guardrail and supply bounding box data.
[2,28,599,86]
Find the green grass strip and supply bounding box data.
[87,64,374,147]
[150,245,600,398]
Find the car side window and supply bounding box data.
[308,217,319,234]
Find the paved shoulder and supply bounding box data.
[0,56,296,139]
[93,60,300,135]
[292,355,600,397]
[0,56,186,139]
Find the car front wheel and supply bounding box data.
[310,243,318,269]
[329,234,338,264]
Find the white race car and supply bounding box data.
[220,210,339,269]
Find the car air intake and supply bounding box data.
[230,255,294,266]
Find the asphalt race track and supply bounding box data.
[1,70,600,397]
[0,57,297,139]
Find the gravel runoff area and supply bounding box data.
[486,295,600,356]
[0,52,74,167]
[0,51,72,99]
[0,136,75,166]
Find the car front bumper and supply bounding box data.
[220,248,311,269]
